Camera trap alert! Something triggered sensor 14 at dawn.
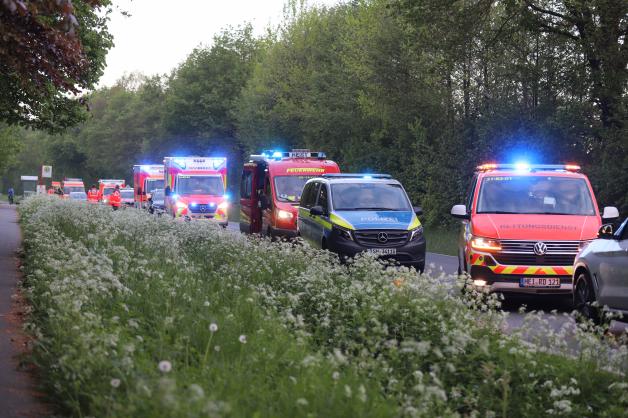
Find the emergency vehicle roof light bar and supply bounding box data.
[322,173,393,179]
[64,178,83,181]
[476,163,581,172]
[257,149,327,160]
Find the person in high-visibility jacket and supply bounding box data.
[109,185,122,210]
[87,185,99,203]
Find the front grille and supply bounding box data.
[500,240,580,254]
[493,253,576,266]
[494,240,580,266]
[189,204,215,214]
[354,230,409,247]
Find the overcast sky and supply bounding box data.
[99,0,340,87]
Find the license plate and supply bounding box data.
[367,248,397,255]
[519,277,561,288]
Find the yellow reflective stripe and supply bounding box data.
[407,214,421,230]
[330,213,354,230]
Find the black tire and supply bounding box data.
[413,262,425,274]
[573,272,600,324]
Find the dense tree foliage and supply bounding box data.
[2,1,626,223]
[0,0,114,132]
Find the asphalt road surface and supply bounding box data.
[0,203,46,417]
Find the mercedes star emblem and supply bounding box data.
[377,232,389,243]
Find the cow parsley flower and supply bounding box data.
[238,334,247,344]
[110,378,121,388]
[159,360,172,373]
[209,323,218,332]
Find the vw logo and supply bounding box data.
[200,206,206,212]
[377,232,389,243]
[533,242,547,256]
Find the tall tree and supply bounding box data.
[0,0,114,132]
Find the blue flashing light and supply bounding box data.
[209,202,216,207]
[272,151,283,159]
[172,194,179,201]
[223,193,231,200]
[363,175,373,179]
[190,202,198,207]
[514,161,530,172]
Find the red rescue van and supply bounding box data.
[133,164,164,208]
[163,157,228,225]
[98,179,126,204]
[62,178,85,199]
[451,163,619,295]
[239,150,340,239]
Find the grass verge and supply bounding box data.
[19,197,628,417]
[424,225,459,256]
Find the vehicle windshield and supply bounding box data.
[331,183,412,211]
[64,186,84,194]
[121,190,134,199]
[176,175,224,196]
[152,189,165,202]
[70,192,87,200]
[477,176,596,215]
[102,188,114,196]
[274,176,315,203]
[145,178,164,193]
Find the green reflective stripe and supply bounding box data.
[315,217,332,230]
[407,214,421,230]
[298,207,309,217]
[330,213,354,230]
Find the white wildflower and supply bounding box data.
[158,360,172,373]
[209,323,218,332]
[110,378,121,388]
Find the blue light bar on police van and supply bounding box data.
[476,163,581,172]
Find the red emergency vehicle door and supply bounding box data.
[239,165,261,233]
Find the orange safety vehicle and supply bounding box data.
[163,157,228,225]
[450,163,619,295]
[239,150,340,239]
[98,179,126,204]
[133,164,164,209]
[62,178,85,199]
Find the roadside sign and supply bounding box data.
[42,165,52,178]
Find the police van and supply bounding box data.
[297,174,426,271]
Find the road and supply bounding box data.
[0,203,47,417]
[227,221,576,335]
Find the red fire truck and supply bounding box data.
[133,164,164,208]
[163,156,228,225]
[98,179,126,204]
[239,150,340,239]
[62,178,85,199]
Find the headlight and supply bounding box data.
[409,226,424,241]
[470,236,501,251]
[277,209,293,220]
[218,201,229,211]
[176,201,188,209]
[333,225,353,241]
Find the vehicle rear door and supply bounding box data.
[598,219,628,310]
[239,166,258,233]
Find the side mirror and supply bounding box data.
[310,206,324,216]
[451,204,470,220]
[413,206,423,216]
[598,224,615,239]
[602,206,619,221]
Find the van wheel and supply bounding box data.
[574,272,600,324]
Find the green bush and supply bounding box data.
[20,197,628,417]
